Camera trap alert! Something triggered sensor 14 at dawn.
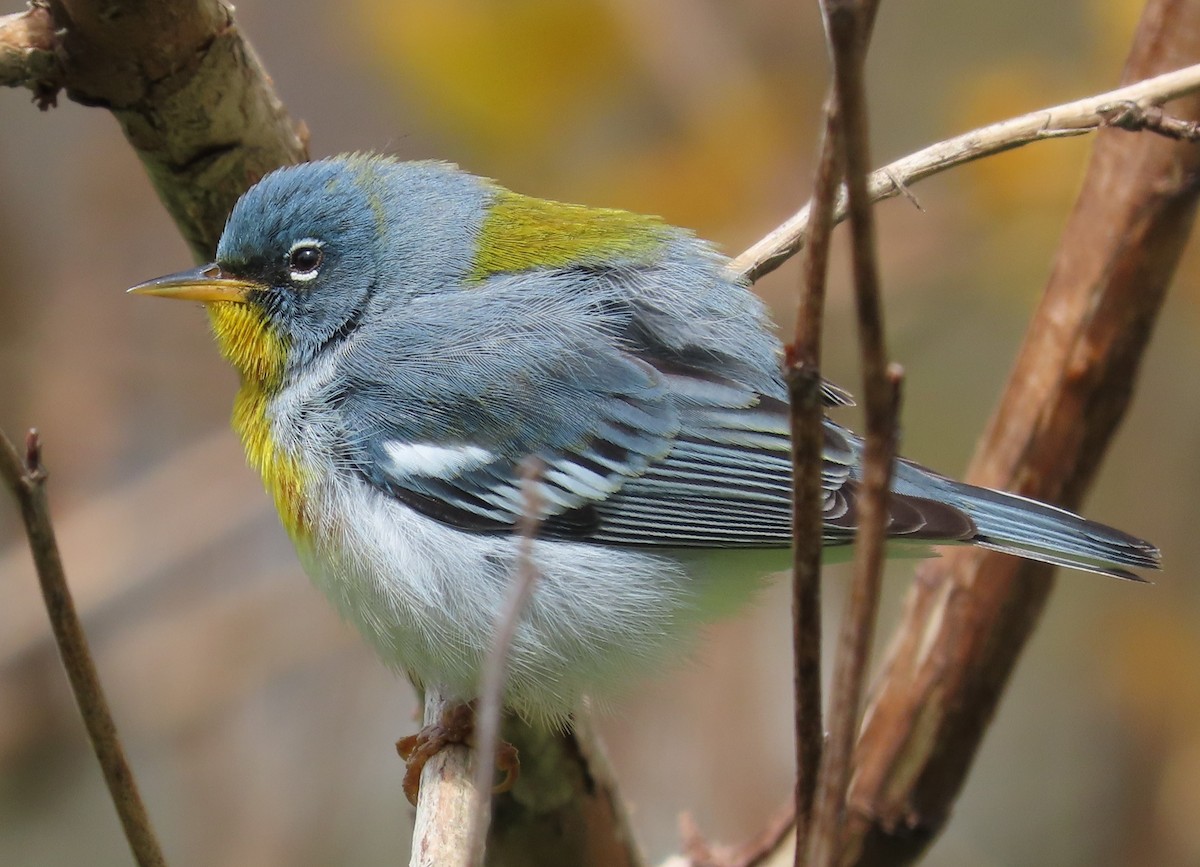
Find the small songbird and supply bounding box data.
[130,154,1159,725]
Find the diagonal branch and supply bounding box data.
[1,0,309,258]
[0,430,168,867]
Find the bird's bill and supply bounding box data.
[127,263,262,303]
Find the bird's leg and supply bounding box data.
[395,702,521,805]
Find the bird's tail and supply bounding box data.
[892,460,1161,581]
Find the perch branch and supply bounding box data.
[0,430,167,867]
[409,689,476,867]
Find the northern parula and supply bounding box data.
[130,154,1159,723]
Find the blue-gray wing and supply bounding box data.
[334,265,971,547]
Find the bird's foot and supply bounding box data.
[396,703,520,805]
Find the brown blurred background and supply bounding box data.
[2,0,1199,864]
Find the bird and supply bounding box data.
[129,154,1160,729]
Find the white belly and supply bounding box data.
[295,470,717,723]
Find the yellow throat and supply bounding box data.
[207,301,311,538]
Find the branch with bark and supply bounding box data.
[0,0,307,258]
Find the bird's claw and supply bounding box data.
[396,703,521,805]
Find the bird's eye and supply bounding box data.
[288,241,324,280]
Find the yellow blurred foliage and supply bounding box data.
[1087,0,1147,67]
[353,0,630,155]
[1102,609,1200,741]
[577,87,793,243]
[945,64,1090,219]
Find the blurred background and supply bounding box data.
[2,0,1199,864]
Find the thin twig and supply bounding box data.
[466,458,545,865]
[786,100,838,860]
[786,2,883,855]
[806,2,899,864]
[680,796,797,867]
[729,61,1200,284]
[0,429,167,867]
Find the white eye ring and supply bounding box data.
[288,238,324,281]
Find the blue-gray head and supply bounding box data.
[128,155,491,379]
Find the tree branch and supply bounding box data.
[3,0,310,258]
[787,2,881,855]
[409,689,476,867]
[785,99,837,858]
[0,3,61,106]
[0,430,168,867]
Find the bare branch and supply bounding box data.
[787,3,883,854]
[1098,99,1200,140]
[805,1,899,863]
[785,100,837,857]
[0,430,167,867]
[678,798,797,867]
[729,61,1200,284]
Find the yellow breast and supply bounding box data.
[207,302,312,539]
[232,386,312,538]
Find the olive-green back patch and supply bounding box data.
[469,189,670,282]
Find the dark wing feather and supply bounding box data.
[576,402,976,549]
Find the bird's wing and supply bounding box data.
[338,283,679,532]
[582,391,975,548]
[335,280,971,548]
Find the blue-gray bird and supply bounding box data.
[130,154,1160,724]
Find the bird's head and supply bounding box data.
[129,155,489,387]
